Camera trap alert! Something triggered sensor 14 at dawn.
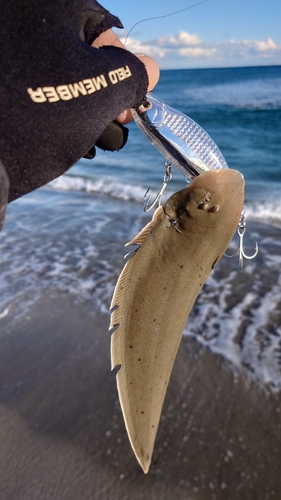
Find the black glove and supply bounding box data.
[0,0,148,204]
[0,161,9,230]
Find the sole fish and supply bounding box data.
[110,169,244,473]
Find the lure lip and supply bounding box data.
[132,92,229,180]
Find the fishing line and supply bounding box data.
[124,0,209,47]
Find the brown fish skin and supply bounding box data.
[110,169,244,473]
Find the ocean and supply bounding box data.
[1,64,281,392]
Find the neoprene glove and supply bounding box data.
[0,0,149,228]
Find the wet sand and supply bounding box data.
[0,293,281,500]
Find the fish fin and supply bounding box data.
[110,250,140,369]
[110,327,122,369]
[110,206,167,472]
[110,208,162,316]
[110,209,162,361]
[110,259,134,313]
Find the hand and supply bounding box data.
[92,29,160,124]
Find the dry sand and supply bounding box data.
[0,293,280,500]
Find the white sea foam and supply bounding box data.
[0,197,119,325]
[0,308,9,319]
[184,234,281,392]
[0,230,116,322]
[245,200,281,226]
[47,175,151,204]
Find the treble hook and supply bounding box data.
[143,161,172,212]
[224,209,258,269]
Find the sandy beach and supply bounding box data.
[0,292,280,500]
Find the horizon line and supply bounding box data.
[160,63,281,71]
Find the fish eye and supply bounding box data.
[169,218,178,228]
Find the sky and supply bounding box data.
[103,0,281,69]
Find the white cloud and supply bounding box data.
[179,47,216,57]
[229,37,280,57]
[122,30,281,67]
[158,31,203,47]
[216,37,281,64]
[242,37,278,52]
[120,36,166,58]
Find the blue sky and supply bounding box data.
[103,0,281,69]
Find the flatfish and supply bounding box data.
[110,168,244,473]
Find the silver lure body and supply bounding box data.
[132,92,229,180]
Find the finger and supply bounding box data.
[92,30,160,124]
[92,29,160,93]
[135,54,160,92]
[92,29,125,49]
[115,110,131,124]
[116,54,160,124]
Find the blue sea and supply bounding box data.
[1,65,281,390]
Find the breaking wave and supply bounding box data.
[47,174,281,226]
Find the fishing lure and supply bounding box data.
[132,92,228,180]
[132,92,258,267]
[110,169,245,473]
